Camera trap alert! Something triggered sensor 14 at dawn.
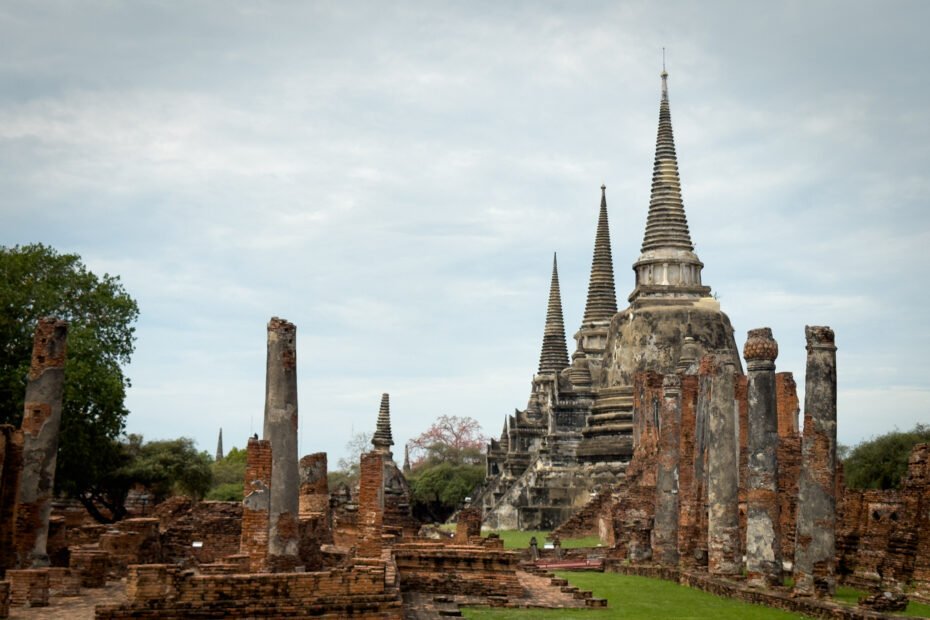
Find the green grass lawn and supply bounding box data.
[483,529,602,550]
[462,572,811,619]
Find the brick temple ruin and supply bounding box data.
[0,70,927,618]
[0,317,605,618]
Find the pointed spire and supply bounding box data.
[641,69,695,252]
[538,253,570,374]
[402,443,411,474]
[630,67,709,302]
[371,393,394,456]
[215,428,224,461]
[581,185,618,324]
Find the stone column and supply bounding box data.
[263,317,299,572]
[794,326,838,596]
[653,374,681,566]
[743,328,782,586]
[15,318,68,568]
[703,355,741,576]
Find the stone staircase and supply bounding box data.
[576,385,635,461]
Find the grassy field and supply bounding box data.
[463,572,930,619]
[462,572,810,619]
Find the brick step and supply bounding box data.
[550,578,568,587]
[560,586,578,594]
[586,597,608,607]
[574,590,593,600]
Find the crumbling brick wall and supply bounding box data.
[98,518,161,576]
[154,498,242,565]
[835,443,930,592]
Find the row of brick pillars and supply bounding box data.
[645,325,837,597]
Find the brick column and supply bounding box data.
[298,452,329,517]
[743,328,782,586]
[357,452,385,559]
[15,318,68,568]
[677,374,702,568]
[0,426,24,574]
[794,326,838,596]
[241,436,271,572]
[263,317,300,572]
[455,506,482,544]
[703,355,741,576]
[653,374,681,566]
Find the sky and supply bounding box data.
[2,1,928,463]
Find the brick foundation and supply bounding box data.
[393,543,524,597]
[96,562,402,619]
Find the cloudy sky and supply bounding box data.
[2,1,928,462]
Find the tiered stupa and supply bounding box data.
[481,69,742,530]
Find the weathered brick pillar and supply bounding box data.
[0,425,24,574]
[240,436,271,572]
[454,506,482,544]
[15,318,68,568]
[357,451,385,559]
[703,355,741,576]
[743,328,782,586]
[775,372,802,561]
[263,317,300,572]
[677,374,702,567]
[653,374,681,566]
[298,452,329,518]
[794,325,838,597]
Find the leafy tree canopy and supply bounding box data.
[0,243,139,508]
[409,414,487,467]
[120,436,213,503]
[406,415,487,522]
[843,423,930,490]
[207,446,246,501]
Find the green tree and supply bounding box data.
[0,243,139,517]
[120,436,213,502]
[843,424,930,490]
[207,446,247,501]
[406,415,487,522]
